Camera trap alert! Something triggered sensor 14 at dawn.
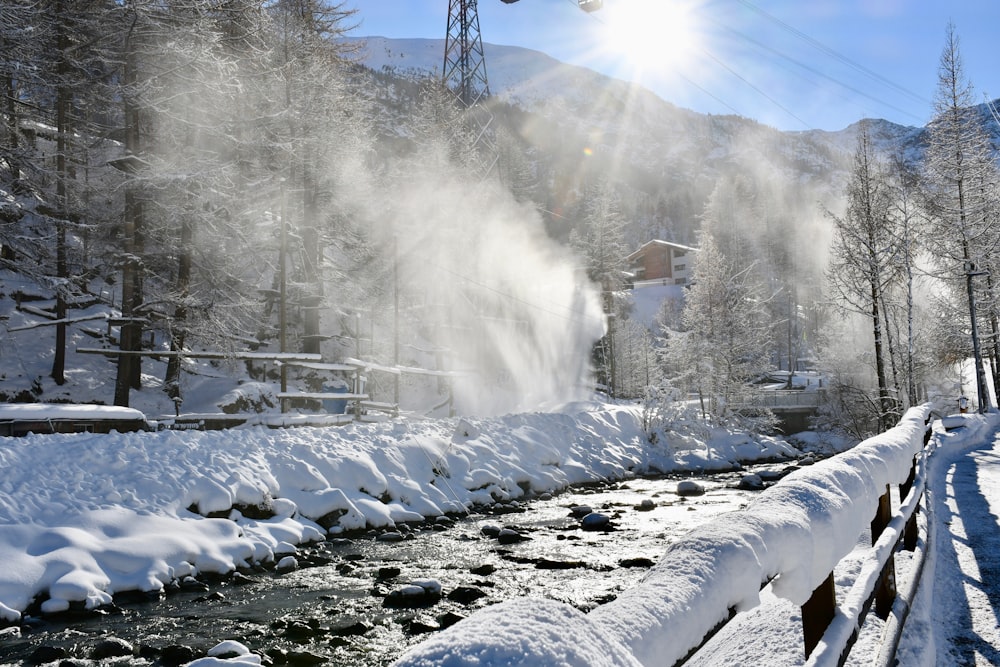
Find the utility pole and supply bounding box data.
[393,235,400,406]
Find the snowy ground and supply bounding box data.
[3,399,996,667]
[897,411,1000,667]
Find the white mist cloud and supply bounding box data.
[340,151,606,417]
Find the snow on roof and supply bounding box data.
[625,239,699,262]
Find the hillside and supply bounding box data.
[0,33,939,418]
[352,36,927,245]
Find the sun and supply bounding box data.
[604,0,703,72]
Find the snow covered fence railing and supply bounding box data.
[802,409,932,667]
[393,405,933,667]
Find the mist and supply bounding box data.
[326,147,607,417]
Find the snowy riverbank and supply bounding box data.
[0,401,803,622]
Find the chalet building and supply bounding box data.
[625,240,697,287]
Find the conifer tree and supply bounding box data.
[923,23,999,413]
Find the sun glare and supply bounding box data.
[604,0,702,72]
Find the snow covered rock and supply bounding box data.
[376,531,407,542]
[737,473,765,490]
[676,480,706,496]
[208,640,253,658]
[274,556,297,573]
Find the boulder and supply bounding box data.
[581,513,611,531]
[675,480,706,496]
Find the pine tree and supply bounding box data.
[569,183,628,397]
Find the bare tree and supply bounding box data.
[922,23,1000,413]
[826,121,901,430]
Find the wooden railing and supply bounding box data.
[747,389,827,409]
[394,406,937,667]
[801,417,931,666]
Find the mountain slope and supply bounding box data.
[350,36,926,247]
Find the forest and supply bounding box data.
[1,3,998,439]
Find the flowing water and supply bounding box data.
[0,467,789,666]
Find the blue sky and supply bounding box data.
[350,0,1000,132]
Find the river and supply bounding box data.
[0,465,791,666]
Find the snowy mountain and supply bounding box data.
[349,36,927,246]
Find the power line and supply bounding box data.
[712,21,926,125]
[700,47,812,130]
[565,0,930,129]
[562,0,751,119]
[734,0,929,106]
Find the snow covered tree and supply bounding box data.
[825,121,901,430]
[569,183,628,397]
[669,233,774,426]
[613,316,660,399]
[922,23,1000,413]
[111,1,257,404]
[265,0,364,355]
[0,1,121,385]
[886,148,929,408]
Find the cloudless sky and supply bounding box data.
[348,0,1000,132]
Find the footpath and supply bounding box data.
[896,412,1000,666]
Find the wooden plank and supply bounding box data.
[77,347,321,362]
[343,356,402,375]
[396,364,462,377]
[871,486,897,619]
[277,392,368,400]
[8,313,109,332]
[802,572,836,659]
[361,400,398,409]
[280,360,356,372]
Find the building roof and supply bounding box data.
[625,239,699,263]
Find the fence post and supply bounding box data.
[802,571,836,658]
[899,455,919,551]
[871,485,897,618]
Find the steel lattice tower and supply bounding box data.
[442,0,497,177]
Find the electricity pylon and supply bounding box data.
[442,0,498,178]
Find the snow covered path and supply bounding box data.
[900,414,1000,667]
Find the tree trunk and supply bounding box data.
[870,278,891,431]
[879,293,901,421]
[985,273,1000,401]
[51,7,70,386]
[114,32,144,407]
[165,212,193,401]
[2,72,15,151]
[300,155,322,354]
